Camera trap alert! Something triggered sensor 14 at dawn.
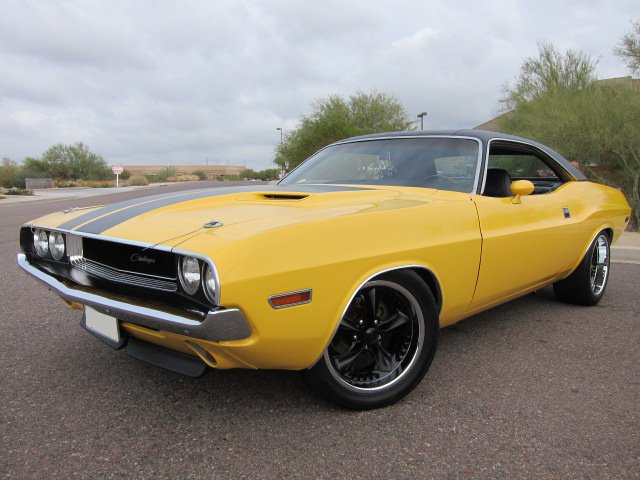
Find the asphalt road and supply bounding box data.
[1,183,638,479]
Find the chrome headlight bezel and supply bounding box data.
[34,229,50,257]
[203,263,217,304]
[48,231,66,260]
[178,255,201,295]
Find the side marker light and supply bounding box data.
[268,289,312,309]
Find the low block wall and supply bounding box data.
[25,178,55,189]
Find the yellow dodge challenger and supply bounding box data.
[18,131,631,409]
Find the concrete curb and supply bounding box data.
[612,232,640,264]
[611,246,640,264]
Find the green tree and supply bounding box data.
[498,45,640,230]
[39,142,110,180]
[275,91,412,171]
[242,168,280,180]
[0,158,26,188]
[614,20,640,75]
[501,43,597,110]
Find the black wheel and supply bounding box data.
[553,231,611,306]
[309,270,438,409]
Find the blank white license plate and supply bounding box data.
[85,306,120,342]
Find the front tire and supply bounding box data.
[309,270,438,409]
[553,231,611,306]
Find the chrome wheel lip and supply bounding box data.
[590,235,609,296]
[324,280,425,393]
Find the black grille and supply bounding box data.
[82,238,177,279]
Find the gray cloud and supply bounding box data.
[0,0,636,169]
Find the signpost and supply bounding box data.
[111,165,123,187]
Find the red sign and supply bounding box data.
[111,165,123,175]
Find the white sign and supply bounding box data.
[111,165,124,175]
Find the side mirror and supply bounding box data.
[510,180,534,204]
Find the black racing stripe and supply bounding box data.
[57,189,211,231]
[73,184,369,234]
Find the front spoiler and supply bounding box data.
[17,253,251,342]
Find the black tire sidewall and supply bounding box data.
[309,270,438,409]
[577,232,611,305]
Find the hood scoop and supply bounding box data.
[260,193,309,200]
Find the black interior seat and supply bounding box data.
[483,168,512,197]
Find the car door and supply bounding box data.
[470,140,585,310]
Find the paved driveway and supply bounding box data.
[2,184,638,479]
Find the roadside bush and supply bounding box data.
[192,170,208,180]
[55,180,78,188]
[119,169,131,180]
[128,175,149,186]
[78,180,114,188]
[152,168,177,183]
[6,187,33,196]
[167,174,199,182]
[0,158,26,188]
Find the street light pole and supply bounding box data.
[417,112,428,130]
[276,127,283,143]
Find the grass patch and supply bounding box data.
[5,187,33,196]
[167,174,199,182]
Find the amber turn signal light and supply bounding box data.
[268,289,312,309]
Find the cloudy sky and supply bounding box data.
[1,1,637,170]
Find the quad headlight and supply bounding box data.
[48,231,66,260]
[33,229,67,259]
[203,264,217,303]
[33,229,50,257]
[179,256,201,295]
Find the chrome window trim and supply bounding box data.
[479,138,574,195]
[23,225,221,306]
[280,135,484,195]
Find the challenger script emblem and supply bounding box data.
[130,253,156,264]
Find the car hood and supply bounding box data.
[31,185,437,247]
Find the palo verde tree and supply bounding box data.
[275,91,412,171]
[498,43,640,230]
[500,43,597,110]
[614,19,640,75]
[24,142,111,180]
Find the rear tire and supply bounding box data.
[553,231,610,306]
[308,270,438,410]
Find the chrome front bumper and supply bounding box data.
[17,253,251,342]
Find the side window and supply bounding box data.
[484,144,565,196]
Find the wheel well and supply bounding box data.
[410,268,443,313]
[604,227,613,242]
[373,267,442,314]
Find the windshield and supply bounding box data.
[279,137,480,193]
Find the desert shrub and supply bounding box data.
[6,187,33,195]
[0,158,26,188]
[55,180,78,188]
[192,170,208,180]
[119,169,131,180]
[167,174,199,182]
[128,175,149,186]
[152,168,177,182]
